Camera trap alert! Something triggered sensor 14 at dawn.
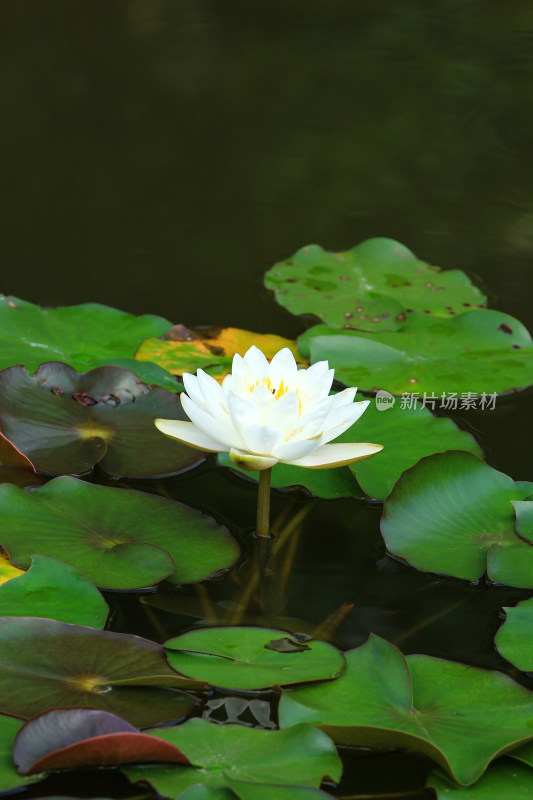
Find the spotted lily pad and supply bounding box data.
[427,759,533,799]
[164,627,345,690]
[13,709,190,774]
[265,238,485,331]
[494,598,533,671]
[136,325,304,381]
[124,718,342,796]
[0,477,239,590]
[0,617,204,727]
[0,295,178,389]
[279,635,533,785]
[0,555,109,627]
[381,451,533,587]
[0,362,203,477]
[298,310,533,395]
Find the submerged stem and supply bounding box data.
[256,467,272,538]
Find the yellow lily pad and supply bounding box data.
[135,325,306,381]
[0,551,24,586]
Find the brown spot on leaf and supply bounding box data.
[344,312,353,319]
[498,324,513,334]
[382,312,390,318]
[463,302,472,307]
[359,315,367,320]
[324,295,333,299]
[397,313,406,321]
[512,344,521,350]
[408,377,418,383]
[340,275,349,280]
[371,316,380,322]
[355,306,363,312]
[286,278,296,283]
[71,392,98,407]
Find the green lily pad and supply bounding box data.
[0,617,204,727]
[0,714,35,793]
[0,477,239,590]
[427,759,533,799]
[124,718,342,796]
[264,238,485,331]
[163,627,345,690]
[509,741,533,769]
[0,295,178,389]
[494,598,533,671]
[225,776,336,800]
[217,452,359,499]
[338,398,483,500]
[298,310,533,395]
[0,555,109,627]
[0,362,203,477]
[381,451,533,586]
[514,500,533,544]
[279,635,533,786]
[0,433,45,489]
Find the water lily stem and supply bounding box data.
[256,467,272,538]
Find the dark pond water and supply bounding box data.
[1,2,533,798]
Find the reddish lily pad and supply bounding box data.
[0,617,205,727]
[0,477,239,589]
[0,362,203,477]
[14,709,190,774]
[0,434,45,489]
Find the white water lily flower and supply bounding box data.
[155,346,383,471]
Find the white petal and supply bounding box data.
[265,391,300,434]
[229,448,278,471]
[196,369,231,424]
[274,436,322,462]
[181,393,242,450]
[290,396,334,439]
[287,442,383,468]
[266,348,297,388]
[227,391,261,437]
[321,400,370,444]
[231,354,258,394]
[329,387,357,408]
[242,424,284,455]
[182,373,206,408]
[249,383,276,420]
[222,373,233,395]
[155,419,225,452]
[304,360,330,379]
[242,346,269,380]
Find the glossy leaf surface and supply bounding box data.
[0,555,109,627]
[164,627,345,690]
[298,310,533,395]
[0,617,203,727]
[137,324,303,381]
[265,238,485,330]
[125,718,342,796]
[427,759,533,799]
[0,295,177,389]
[0,434,45,489]
[14,708,189,774]
[494,598,533,671]
[279,635,533,785]
[0,363,203,477]
[0,477,239,589]
[381,452,533,586]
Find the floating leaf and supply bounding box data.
[427,759,533,799]
[0,555,109,627]
[0,553,24,587]
[0,362,203,477]
[13,708,190,774]
[514,500,533,544]
[0,617,203,727]
[381,451,533,586]
[279,635,533,785]
[136,324,304,381]
[125,718,342,796]
[339,398,482,500]
[0,434,45,489]
[225,776,336,800]
[494,598,533,671]
[298,310,533,395]
[217,452,359,499]
[265,238,485,331]
[0,477,239,590]
[164,627,345,690]
[0,295,178,389]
